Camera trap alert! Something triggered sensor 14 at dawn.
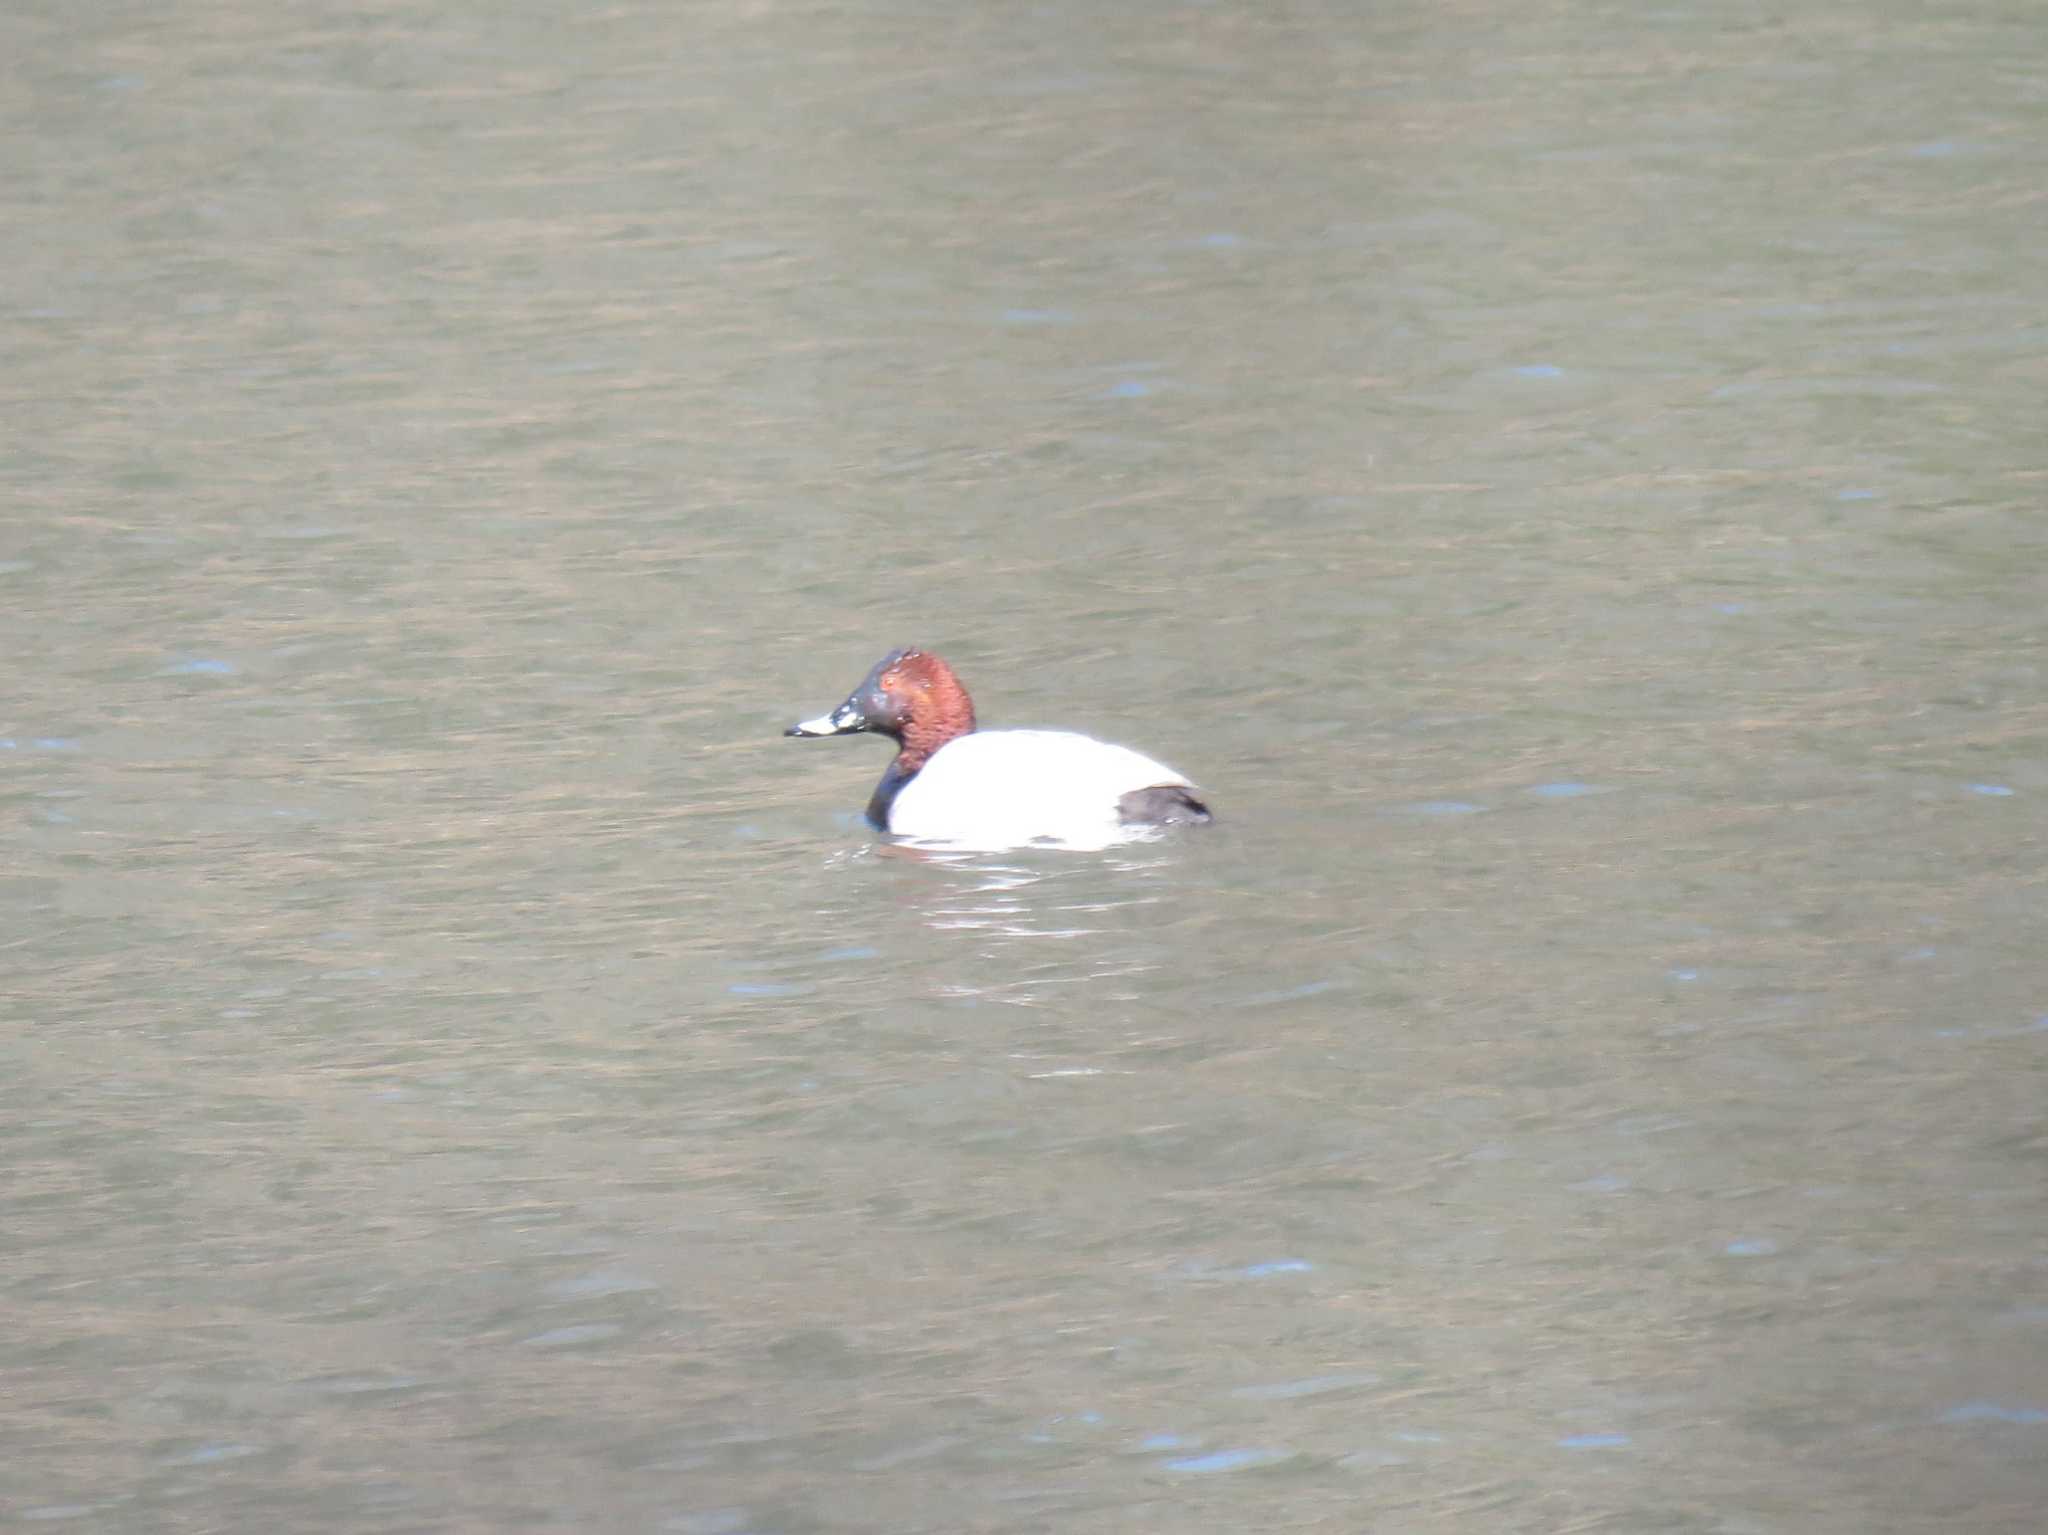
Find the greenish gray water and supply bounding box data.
[4,2,2045,1531]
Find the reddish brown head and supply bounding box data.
[785,648,977,773]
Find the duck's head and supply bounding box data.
[786,648,976,769]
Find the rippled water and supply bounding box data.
[6,1,2045,1530]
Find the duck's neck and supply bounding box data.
[866,721,973,830]
[866,755,915,830]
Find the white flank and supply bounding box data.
[887,729,1196,852]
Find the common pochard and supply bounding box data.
[786,649,1211,850]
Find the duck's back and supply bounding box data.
[888,729,1199,850]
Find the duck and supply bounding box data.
[785,648,1211,850]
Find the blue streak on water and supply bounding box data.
[1105,379,1153,399]
[1967,783,2015,796]
[1669,969,1701,983]
[1836,488,1879,501]
[1139,1433,1191,1451]
[1232,1373,1375,1400]
[166,658,237,675]
[668,1511,750,1535]
[1236,1259,1314,1278]
[1162,1447,1290,1474]
[545,1269,657,1300]
[1724,1238,1777,1257]
[727,982,811,997]
[821,946,880,962]
[1940,1014,2048,1041]
[174,1442,262,1465]
[1526,781,1603,799]
[1241,980,1338,1006]
[1402,800,1485,816]
[1558,1432,1631,1450]
[1512,363,1565,379]
[1940,1402,2047,1425]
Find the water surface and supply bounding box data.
[5,2,2045,1531]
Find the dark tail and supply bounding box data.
[1118,786,1213,827]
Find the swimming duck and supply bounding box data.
[786,649,1211,850]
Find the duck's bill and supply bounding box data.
[784,700,867,737]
